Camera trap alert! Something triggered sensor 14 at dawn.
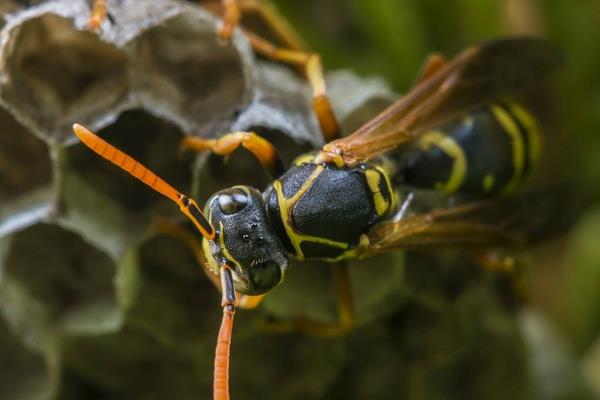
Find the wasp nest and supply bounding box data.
[0,1,584,399]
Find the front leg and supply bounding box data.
[181,131,285,179]
[155,219,266,309]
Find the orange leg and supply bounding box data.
[263,263,355,336]
[87,0,107,32]
[471,250,516,273]
[218,0,241,41]
[204,0,339,142]
[181,131,285,179]
[471,250,528,302]
[212,0,307,51]
[246,31,340,142]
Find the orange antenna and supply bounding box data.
[214,266,237,400]
[73,124,216,240]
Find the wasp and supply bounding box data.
[80,3,565,400]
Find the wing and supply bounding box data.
[323,38,563,165]
[361,185,582,256]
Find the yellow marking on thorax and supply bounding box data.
[491,104,525,193]
[375,158,400,212]
[509,103,542,167]
[293,152,316,166]
[365,169,390,216]
[483,173,495,192]
[314,151,345,167]
[273,165,354,261]
[420,131,467,193]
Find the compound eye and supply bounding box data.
[218,188,248,215]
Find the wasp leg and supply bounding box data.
[264,263,355,337]
[246,31,340,142]
[181,131,285,179]
[87,0,107,32]
[155,219,265,309]
[207,0,307,51]
[470,250,528,303]
[235,0,308,51]
[413,52,448,85]
[202,0,339,141]
[216,0,241,41]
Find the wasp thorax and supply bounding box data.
[203,186,288,295]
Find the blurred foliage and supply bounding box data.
[0,0,599,399]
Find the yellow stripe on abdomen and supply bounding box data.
[490,105,525,193]
[509,103,542,170]
[419,131,467,193]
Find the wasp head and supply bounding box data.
[202,186,288,295]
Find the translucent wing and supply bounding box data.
[323,38,562,165]
[362,185,581,256]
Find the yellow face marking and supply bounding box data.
[483,174,495,192]
[491,104,525,193]
[365,169,390,216]
[420,131,467,193]
[509,103,542,167]
[202,237,219,275]
[218,221,244,271]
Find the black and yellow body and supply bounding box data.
[225,100,537,265]
[393,101,541,195]
[201,100,542,285]
[264,158,397,261]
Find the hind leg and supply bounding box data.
[263,263,356,337]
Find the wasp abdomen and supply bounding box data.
[265,162,394,261]
[396,102,541,194]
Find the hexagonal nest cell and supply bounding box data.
[0,107,51,203]
[1,223,116,330]
[1,13,128,141]
[132,11,249,135]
